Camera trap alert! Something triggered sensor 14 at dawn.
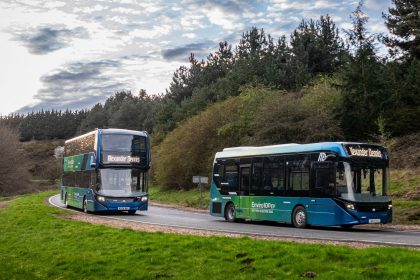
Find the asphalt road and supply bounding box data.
[49,194,420,247]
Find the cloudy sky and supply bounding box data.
[0,0,392,115]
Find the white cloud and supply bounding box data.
[365,0,383,10]
[206,6,243,30]
[44,1,66,9]
[111,7,142,15]
[109,16,129,25]
[180,14,207,31]
[128,24,172,39]
[182,33,197,39]
[137,2,164,15]
[0,32,51,114]
[340,22,353,30]
[269,0,339,11]
[370,21,387,33]
[0,0,394,114]
[73,4,105,14]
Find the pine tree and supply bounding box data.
[383,0,420,59]
[340,1,387,140]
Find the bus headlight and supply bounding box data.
[141,196,148,202]
[388,204,392,210]
[97,196,106,202]
[346,203,355,210]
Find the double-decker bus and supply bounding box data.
[210,142,392,228]
[60,128,150,214]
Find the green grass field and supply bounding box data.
[149,185,210,209]
[0,192,419,280]
[389,169,420,224]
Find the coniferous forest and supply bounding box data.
[1,1,419,190]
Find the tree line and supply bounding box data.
[0,0,418,190]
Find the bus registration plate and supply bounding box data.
[118,207,130,211]
[368,219,381,224]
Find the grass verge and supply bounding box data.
[0,192,420,279]
[389,169,420,224]
[149,185,209,209]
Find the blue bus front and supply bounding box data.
[289,146,392,227]
[86,168,149,213]
[89,129,150,213]
[61,129,151,213]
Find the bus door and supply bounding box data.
[238,165,251,218]
[310,161,336,225]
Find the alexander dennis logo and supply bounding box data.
[107,155,140,163]
[348,147,382,158]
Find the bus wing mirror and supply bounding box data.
[90,153,97,168]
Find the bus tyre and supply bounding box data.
[293,206,307,228]
[128,210,136,215]
[82,197,88,213]
[225,203,236,222]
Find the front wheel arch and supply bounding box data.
[82,196,88,213]
[64,192,68,208]
[224,202,236,222]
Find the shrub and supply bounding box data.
[155,98,241,190]
[247,92,343,145]
[0,125,32,195]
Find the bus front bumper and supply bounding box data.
[343,209,393,226]
[92,200,148,212]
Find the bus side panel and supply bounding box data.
[210,182,241,218]
[305,198,356,226]
[61,186,91,210]
[210,182,222,217]
[233,197,356,225]
[237,196,292,223]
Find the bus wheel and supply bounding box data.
[64,193,69,208]
[128,210,136,215]
[225,203,236,222]
[82,197,88,213]
[292,206,307,228]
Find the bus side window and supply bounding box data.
[213,162,224,188]
[82,171,90,188]
[262,156,285,195]
[286,155,310,194]
[90,172,96,189]
[223,160,238,193]
[251,158,263,195]
[312,161,336,196]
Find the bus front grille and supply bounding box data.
[107,198,135,203]
[355,204,388,212]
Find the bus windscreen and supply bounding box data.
[101,134,146,154]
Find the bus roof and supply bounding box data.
[215,142,378,159]
[99,128,148,137]
[65,128,148,143]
